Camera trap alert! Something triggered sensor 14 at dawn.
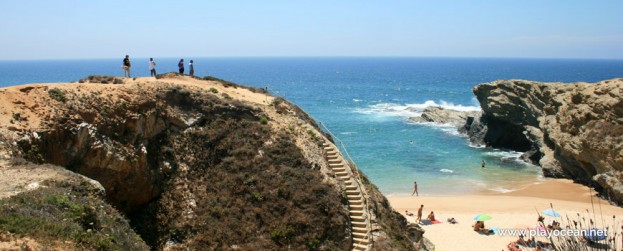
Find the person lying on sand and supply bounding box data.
[447,217,457,224]
[405,210,414,216]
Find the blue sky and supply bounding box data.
[2,1,622,59]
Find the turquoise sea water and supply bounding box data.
[1,57,622,195]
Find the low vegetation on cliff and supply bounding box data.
[0,163,148,250]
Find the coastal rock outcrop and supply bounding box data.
[466,79,623,204]
[0,74,429,250]
[409,107,480,127]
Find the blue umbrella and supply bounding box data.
[584,228,607,241]
[542,209,561,217]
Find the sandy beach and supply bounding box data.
[388,179,623,251]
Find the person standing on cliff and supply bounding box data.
[149,58,157,77]
[178,59,185,74]
[189,60,194,77]
[122,55,131,78]
[412,179,418,196]
[481,160,486,168]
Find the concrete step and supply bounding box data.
[345,185,357,190]
[335,171,349,177]
[328,159,341,164]
[353,242,368,250]
[349,204,364,210]
[327,155,339,160]
[354,237,369,245]
[353,231,367,238]
[348,199,363,205]
[339,175,352,181]
[350,215,366,222]
[345,190,360,195]
[353,244,367,251]
[332,167,346,172]
[346,194,361,200]
[352,221,367,228]
[323,146,333,151]
[326,150,338,155]
[353,238,369,245]
[350,210,364,216]
[329,163,346,168]
[322,142,331,147]
[329,162,344,167]
[353,226,367,233]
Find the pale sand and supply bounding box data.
[388,179,623,251]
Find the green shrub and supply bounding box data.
[48,88,66,102]
[259,116,269,125]
[209,87,219,94]
[271,224,295,243]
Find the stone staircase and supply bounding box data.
[322,140,371,251]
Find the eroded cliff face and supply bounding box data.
[0,74,428,250]
[467,79,623,204]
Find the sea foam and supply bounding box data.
[353,100,480,118]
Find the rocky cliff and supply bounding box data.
[464,79,623,205]
[0,74,431,250]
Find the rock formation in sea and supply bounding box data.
[409,107,480,127]
[0,74,433,250]
[464,79,623,205]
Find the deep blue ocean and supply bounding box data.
[1,57,622,195]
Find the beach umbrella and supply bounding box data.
[584,228,607,241]
[473,214,492,221]
[542,209,561,217]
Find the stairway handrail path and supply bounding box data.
[313,119,374,249]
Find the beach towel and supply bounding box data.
[420,219,443,225]
[489,227,499,235]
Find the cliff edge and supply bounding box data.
[463,79,623,204]
[0,74,430,250]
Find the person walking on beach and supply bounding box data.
[178,59,185,74]
[416,205,424,223]
[481,160,486,168]
[123,55,131,78]
[412,180,418,196]
[149,58,157,77]
[189,60,194,77]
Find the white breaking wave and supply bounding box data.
[483,150,523,159]
[439,127,464,136]
[439,169,455,173]
[489,187,515,193]
[353,100,480,119]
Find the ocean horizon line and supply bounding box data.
[2,55,623,62]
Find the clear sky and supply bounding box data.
[2,1,622,60]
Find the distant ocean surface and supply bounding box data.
[1,57,622,195]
